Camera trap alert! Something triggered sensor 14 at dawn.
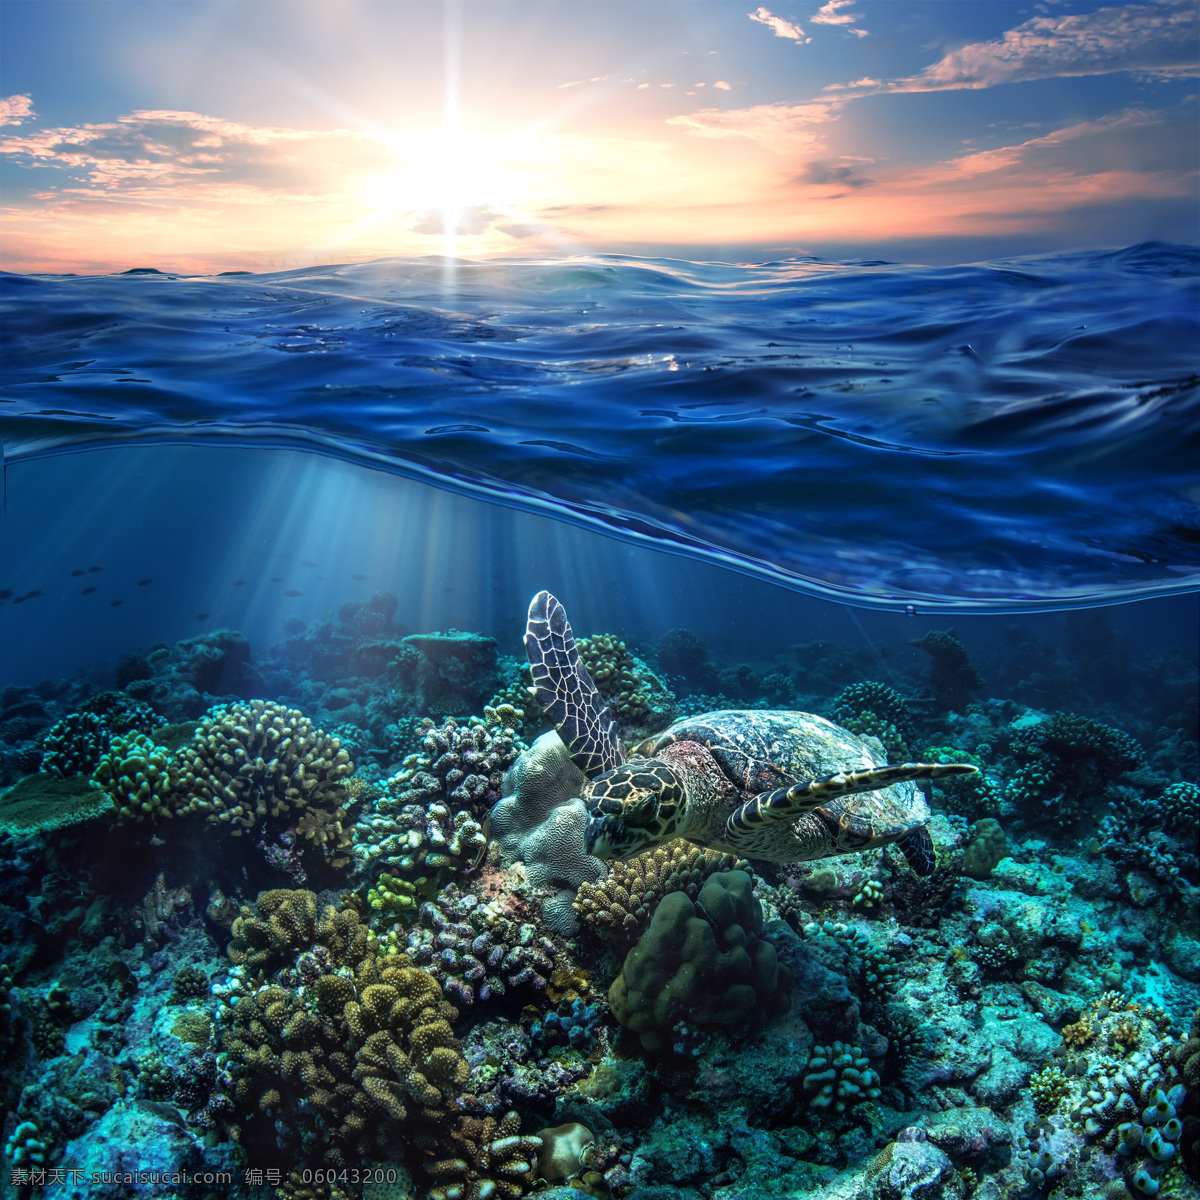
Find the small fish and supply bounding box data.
[0,589,12,600]
[441,586,453,592]
[110,599,124,607]
[351,573,367,581]
[87,566,102,573]
[196,612,210,621]
[137,578,153,587]
[12,596,24,605]
[283,589,303,598]
[23,590,43,600]
[233,580,247,587]
[71,569,86,577]
[270,576,284,583]
[301,560,318,567]
[81,587,98,595]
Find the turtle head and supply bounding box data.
[582,757,688,860]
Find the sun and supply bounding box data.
[359,126,523,241]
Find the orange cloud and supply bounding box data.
[0,94,35,125]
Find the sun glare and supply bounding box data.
[360,126,523,242]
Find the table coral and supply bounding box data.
[573,838,745,943]
[0,772,113,833]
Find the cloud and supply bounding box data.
[0,95,35,126]
[409,205,502,236]
[830,0,1198,94]
[810,0,868,37]
[0,109,372,193]
[713,81,733,91]
[668,100,843,152]
[794,158,873,188]
[748,7,810,43]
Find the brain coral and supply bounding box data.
[607,869,792,1053]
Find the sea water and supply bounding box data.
[0,249,1197,1200]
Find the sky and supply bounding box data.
[0,0,1196,273]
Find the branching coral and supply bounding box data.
[92,731,178,825]
[800,921,901,1001]
[177,700,354,834]
[428,1110,542,1200]
[354,716,518,891]
[41,692,163,777]
[399,885,569,1011]
[227,888,375,981]
[1007,712,1144,829]
[1099,788,1199,895]
[801,1041,882,1115]
[573,838,745,943]
[575,633,676,738]
[219,888,470,1168]
[926,747,1005,821]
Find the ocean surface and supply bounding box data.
[4,241,1198,611]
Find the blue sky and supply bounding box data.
[1,0,1196,271]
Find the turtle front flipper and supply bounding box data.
[525,590,625,777]
[723,761,978,844]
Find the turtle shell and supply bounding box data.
[638,709,928,836]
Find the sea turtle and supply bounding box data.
[520,590,978,875]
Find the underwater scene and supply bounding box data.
[2,3,1199,1200]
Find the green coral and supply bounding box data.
[92,731,178,825]
[41,693,164,777]
[962,818,1008,881]
[1161,782,1200,824]
[354,716,516,890]
[1030,1064,1071,1115]
[0,772,113,833]
[831,682,916,748]
[367,873,433,920]
[608,870,792,1053]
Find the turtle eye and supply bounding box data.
[622,792,657,826]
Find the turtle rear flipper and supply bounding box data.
[722,761,978,845]
[525,590,624,777]
[897,825,936,876]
